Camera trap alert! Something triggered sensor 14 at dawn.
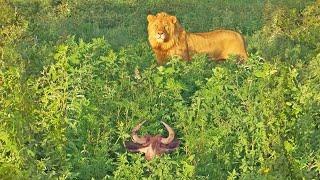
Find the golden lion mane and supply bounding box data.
[147,12,248,65]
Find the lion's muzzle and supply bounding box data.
[155,32,166,42]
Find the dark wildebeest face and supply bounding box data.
[125,121,179,160]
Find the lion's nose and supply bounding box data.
[157,32,164,35]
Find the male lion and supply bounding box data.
[147,12,248,65]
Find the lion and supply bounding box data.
[147,12,248,65]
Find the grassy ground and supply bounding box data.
[11,0,312,45]
[1,0,319,179]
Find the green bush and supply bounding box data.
[250,2,320,64]
[0,0,319,179]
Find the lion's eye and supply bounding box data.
[164,25,169,30]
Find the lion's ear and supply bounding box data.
[147,15,156,22]
[170,16,177,24]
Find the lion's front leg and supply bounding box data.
[170,47,190,62]
[181,51,190,61]
[154,49,169,65]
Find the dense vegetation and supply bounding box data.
[1,0,319,179]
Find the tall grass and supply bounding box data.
[1,0,319,179]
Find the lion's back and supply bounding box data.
[187,29,248,60]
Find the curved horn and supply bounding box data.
[160,121,175,144]
[131,121,147,144]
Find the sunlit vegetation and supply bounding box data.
[0,0,319,179]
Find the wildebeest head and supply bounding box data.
[125,121,179,160]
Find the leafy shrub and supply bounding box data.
[1,0,319,179]
[15,37,317,179]
[250,2,320,64]
[0,1,29,179]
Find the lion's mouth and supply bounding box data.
[155,34,166,43]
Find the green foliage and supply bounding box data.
[250,2,320,64]
[0,0,319,179]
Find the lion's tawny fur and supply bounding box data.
[147,12,248,65]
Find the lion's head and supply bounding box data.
[147,12,184,50]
